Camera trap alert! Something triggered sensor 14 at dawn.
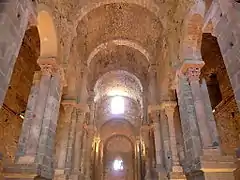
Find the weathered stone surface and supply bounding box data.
[1,0,240,180]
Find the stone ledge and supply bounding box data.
[3,163,53,180]
[3,163,39,179]
[199,154,236,173]
[168,171,186,180]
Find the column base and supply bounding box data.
[168,171,186,180]
[3,163,38,180]
[2,163,52,180]
[186,149,236,180]
[168,165,186,180]
[54,169,67,180]
[3,162,54,180]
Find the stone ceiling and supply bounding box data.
[94,70,143,103]
[40,0,196,149]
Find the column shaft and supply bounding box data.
[65,108,77,173]
[187,67,212,148]
[163,102,185,178]
[20,66,52,163]
[15,71,40,161]
[56,105,74,170]
[80,129,88,176]
[176,74,202,162]
[85,128,94,180]
[201,79,220,146]
[36,73,62,178]
[141,125,151,180]
[72,112,85,174]
[160,110,171,173]
[153,122,162,167]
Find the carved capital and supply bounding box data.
[61,100,76,121]
[162,101,177,120]
[161,101,177,111]
[186,67,201,81]
[179,60,204,82]
[37,57,57,76]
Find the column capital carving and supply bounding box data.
[148,104,163,113]
[58,66,67,87]
[161,101,177,111]
[179,60,205,81]
[37,57,58,76]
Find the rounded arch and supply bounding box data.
[104,134,134,153]
[100,119,136,141]
[87,39,151,67]
[72,0,164,29]
[37,4,58,58]
[180,1,206,61]
[94,70,143,103]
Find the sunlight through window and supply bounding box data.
[111,96,124,114]
[113,159,124,171]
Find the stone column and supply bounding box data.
[65,107,77,174]
[176,64,236,179]
[176,71,202,167]
[19,59,56,163]
[71,110,86,180]
[93,136,101,180]
[182,62,213,149]
[200,78,220,147]
[54,103,74,179]
[99,141,104,180]
[151,111,166,179]
[85,125,95,180]
[135,137,141,180]
[141,125,151,180]
[79,126,88,179]
[159,109,171,173]
[0,0,36,107]
[15,71,41,160]
[162,101,186,180]
[36,69,63,178]
[4,59,64,179]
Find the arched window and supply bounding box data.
[111,96,124,114]
[113,159,124,171]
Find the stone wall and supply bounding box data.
[0,27,40,175]
[201,33,240,155]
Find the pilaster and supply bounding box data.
[54,101,75,180]
[84,124,96,180]
[181,60,213,149]
[161,101,186,180]
[71,107,87,180]
[140,125,151,180]
[177,60,236,179]
[4,58,63,179]
[150,110,167,179]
